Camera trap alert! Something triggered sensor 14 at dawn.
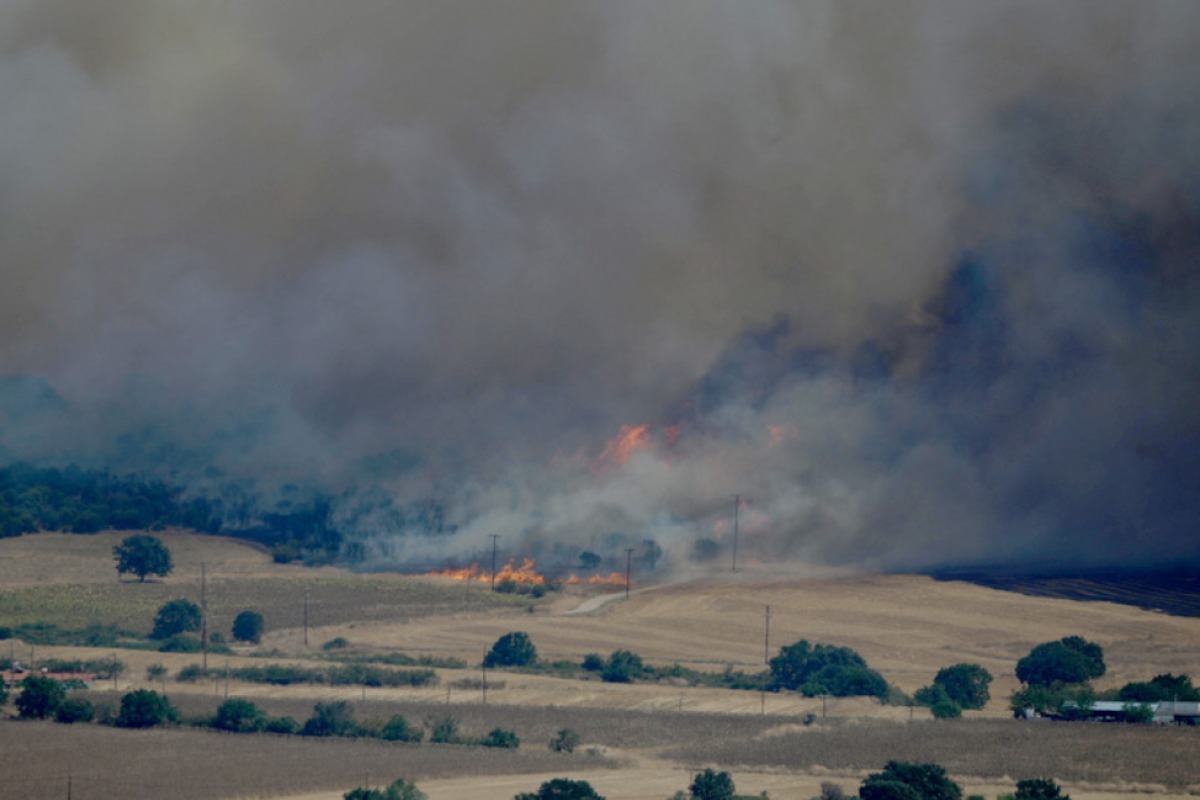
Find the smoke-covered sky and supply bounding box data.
[2,1,1198,571]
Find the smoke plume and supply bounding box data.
[1,1,1198,571]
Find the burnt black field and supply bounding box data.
[931,568,1200,618]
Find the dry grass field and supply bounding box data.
[2,530,1199,800]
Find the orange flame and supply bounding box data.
[594,423,651,470]
[427,557,546,585]
[564,572,630,587]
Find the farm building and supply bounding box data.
[1059,700,1200,724]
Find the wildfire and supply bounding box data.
[427,557,546,585]
[565,572,629,587]
[593,423,651,470]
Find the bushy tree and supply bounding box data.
[151,598,202,640]
[115,688,176,728]
[1015,778,1069,800]
[1118,673,1200,702]
[931,663,992,709]
[481,727,520,748]
[769,640,888,699]
[550,728,581,753]
[859,761,961,800]
[344,778,426,800]
[16,675,66,719]
[581,653,605,672]
[55,697,95,724]
[381,713,424,742]
[484,631,538,668]
[602,650,644,683]
[0,677,7,706]
[515,778,606,800]
[689,769,735,800]
[213,698,267,732]
[232,610,265,644]
[113,534,174,582]
[302,700,360,737]
[428,715,459,743]
[1016,637,1105,687]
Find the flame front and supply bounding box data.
[594,423,651,469]
[427,557,545,585]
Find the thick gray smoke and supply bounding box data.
[2,1,1198,571]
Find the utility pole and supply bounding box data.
[200,562,208,671]
[731,494,740,572]
[764,605,771,664]
[624,547,634,600]
[303,588,310,648]
[488,534,500,591]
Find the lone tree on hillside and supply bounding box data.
[689,768,736,800]
[860,761,961,800]
[232,610,265,644]
[916,663,993,716]
[768,639,888,699]
[484,631,538,668]
[151,598,202,640]
[515,778,606,800]
[1016,636,1105,687]
[113,534,174,582]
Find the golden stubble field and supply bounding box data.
[2,530,1199,800]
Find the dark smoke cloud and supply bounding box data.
[1,1,1197,571]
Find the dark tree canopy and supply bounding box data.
[232,610,265,644]
[113,534,174,582]
[151,598,202,639]
[860,761,962,800]
[931,663,992,709]
[1016,637,1105,686]
[1015,778,1070,800]
[515,778,606,800]
[484,631,538,668]
[1118,673,1200,702]
[16,674,65,719]
[213,698,266,733]
[601,649,645,683]
[116,688,176,728]
[769,639,889,699]
[690,769,735,800]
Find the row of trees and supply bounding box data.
[349,764,1070,800]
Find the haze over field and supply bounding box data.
[1,1,1198,571]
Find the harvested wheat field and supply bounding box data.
[2,531,1199,800]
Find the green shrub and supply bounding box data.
[213,698,267,733]
[232,610,265,644]
[930,699,963,719]
[55,697,95,724]
[323,637,351,650]
[151,598,201,640]
[265,716,300,735]
[115,689,177,728]
[550,728,581,753]
[602,650,644,683]
[515,778,605,800]
[428,715,459,743]
[480,727,519,748]
[16,675,65,719]
[157,635,202,653]
[344,778,426,800]
[484,632,538,668]
[1014,779,1069,800]
[302,700,360,737]
[381,714,423,742]
[859,761,961,800]
[689,768,735,800]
